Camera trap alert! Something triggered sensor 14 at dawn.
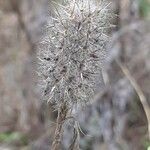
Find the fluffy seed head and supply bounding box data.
[37,0,112,108]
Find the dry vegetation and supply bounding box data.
[0,0,150,150]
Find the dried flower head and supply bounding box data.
[37,0,112,108]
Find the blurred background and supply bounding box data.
[0,0,150,149]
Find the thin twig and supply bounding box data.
[116,60,150,140]
[51,103,68,150]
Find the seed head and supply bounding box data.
[37,0,112,108]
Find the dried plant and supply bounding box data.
[37,0,112,149]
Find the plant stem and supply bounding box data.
[51,103,68,150]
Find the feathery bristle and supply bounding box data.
[37,0,112,108]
